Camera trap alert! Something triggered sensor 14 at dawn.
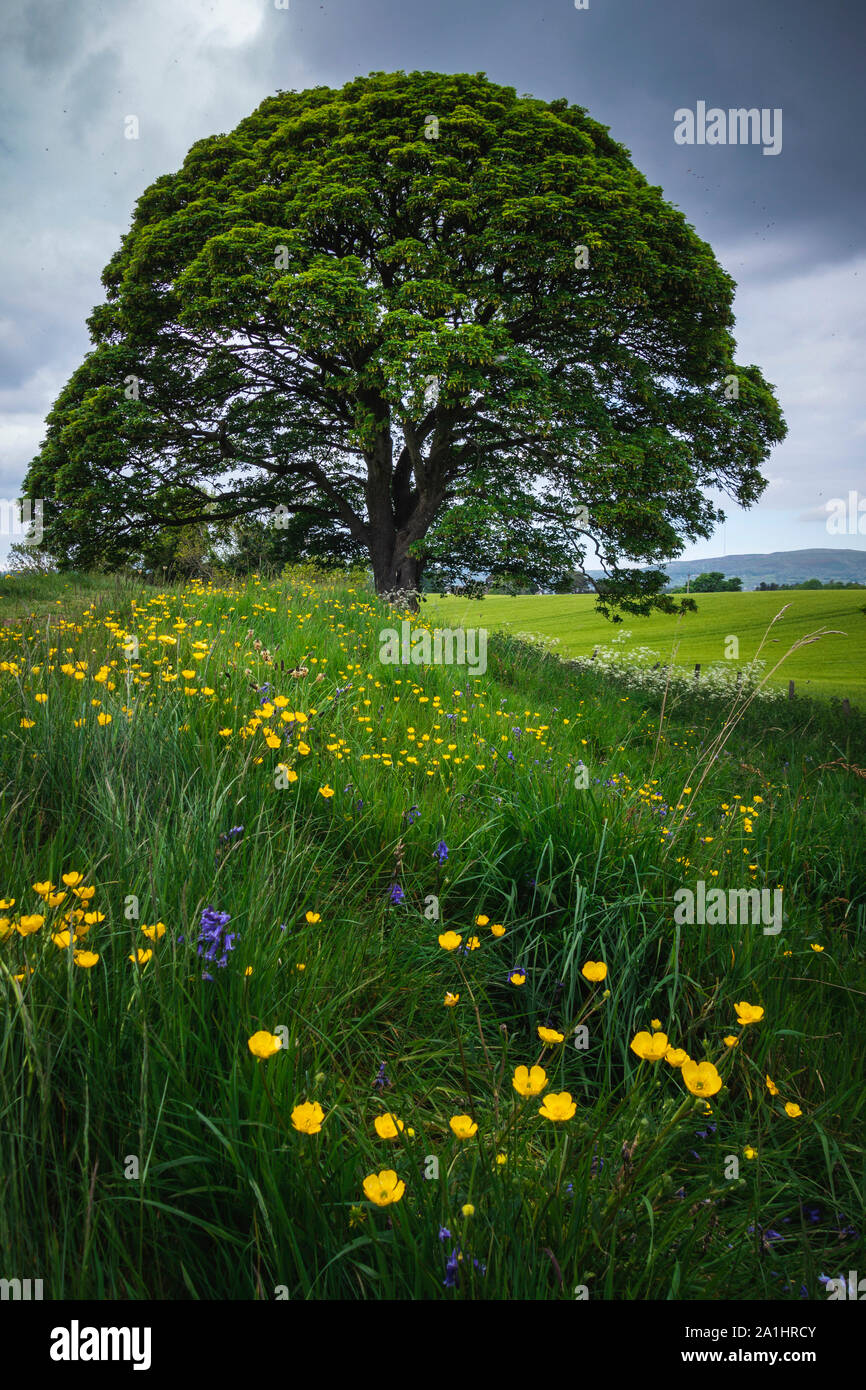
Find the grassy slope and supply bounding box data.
[0,571,864,1300]
[426,592,866,702]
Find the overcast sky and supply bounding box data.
[1,0,864,564]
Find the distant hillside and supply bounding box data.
[601,549,866,589]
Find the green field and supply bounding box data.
[426,591,866,703]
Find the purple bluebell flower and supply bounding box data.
[388,883,405,906]
[443,1248,460,1288]
[438,1226,451,1242]
[434,840,449,864]
[374,1062,391,1091]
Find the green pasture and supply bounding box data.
[426,591,866,703]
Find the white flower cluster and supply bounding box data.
[568,645,784,703]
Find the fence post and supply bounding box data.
[693,663,701,681]
[842,697,851,717]
[788,680,795,701]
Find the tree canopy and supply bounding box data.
[25,69,786,612]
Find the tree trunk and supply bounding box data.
[371,545,423,610]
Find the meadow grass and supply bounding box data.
[426,591,866,703]
[0,569,863,1300]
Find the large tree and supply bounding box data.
[25,70,785,611]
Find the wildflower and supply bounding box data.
[512,1064,548,1097]
[496,1153,507,1165]
[434,841,449,864]
[490,923,505,937]
[784,1102,803,1118]
[810,943,824,952]
[97,712,112,726]
[374,1113,405,1139]
[665,1047,689,1068]
[449,1115,478,1139]
[461,1204,474,1217]
[438,931,462,951]
[244,966,253,977]
[305,912,321,924]
[18,914,45,935]
[723,1035,739,1048]
[52,931,74,948]
[248,1031,283,1060]
[388,883,405,906]
[766,1075,779,1096]
[582,961,607,982]
[475,915,489,926]
[630,1030,668,1061]
[373,1062,391,1090]
[141,922,166,941]
[682,1060,723,1098]
[31,883,52,899]
[291,1101,325,1134]
[537,1026,565,1045]
[538,1091,576,1122]
[734,1001,765,1026]
[744,1146,758,1160]
[508,968,526,986]
[362,1170,405,1207]
[461,935,480,952]
[438,1226,451,1242]
[651,1019,662,1030]
[129,949,153,966]
[444,992,460,1007]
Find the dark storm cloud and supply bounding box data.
[1,0,863,561]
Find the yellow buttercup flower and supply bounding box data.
[490,923,505,937]
[362,1170,405,1207]
[651,1018,662,1030]
[743,1146,758,1160]
[32,883,54,899]
[305,912,321,924]
[631,1030,669,1061]
[73,951,100,968]
[248,1031,282,1060]
[374,1113,405,1139]
[538,1091,576,1122]
[438,931,462,951]
[765,1075,779,1096]
[475,915,489,926]
[61,872,84,887]
[129,949,153,966]
[582,960,607,982]
[734,1001,764,1026]
[291,1100,325,1134]
[665,1047,689,1068]
[537,1026,565,1045]
[461,1204,474,1217]
[18,914,45,935]
[52,931,74,948]
[141,922,166,940]
[449,1115,478,1139]
[681,1060,723,1097]
[723,1035,739,1048]
[784,1101,803,1118]
[318,785,335,799]
[444,992,460,1007]
[512,1065,548,1097]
